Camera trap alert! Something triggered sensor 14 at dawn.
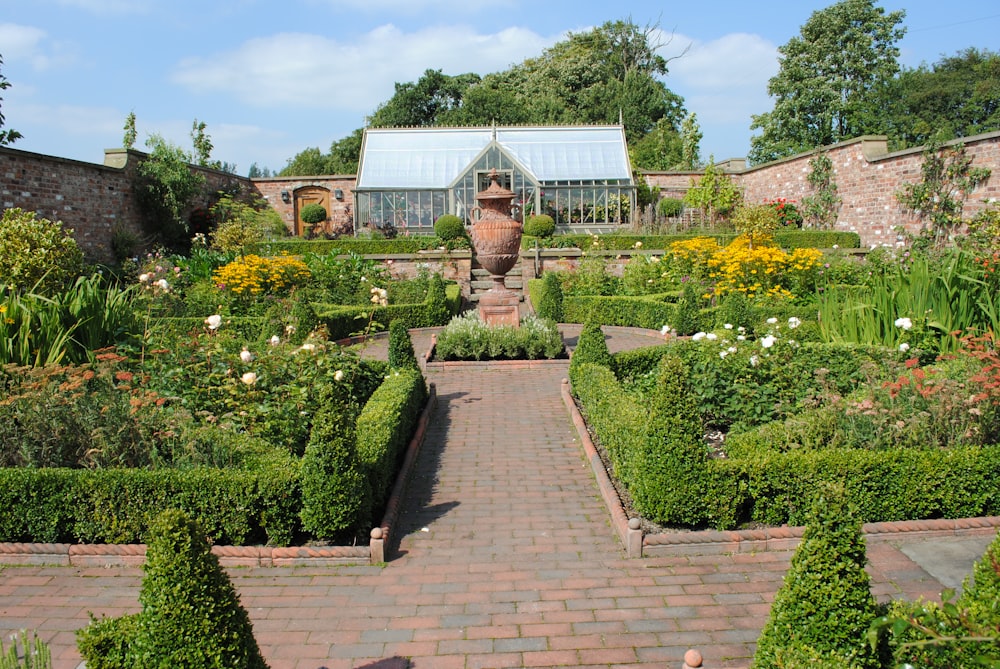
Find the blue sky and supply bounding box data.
[2,0,998,175]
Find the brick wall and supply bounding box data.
[644,131,1000,247]
[0,147,253,264]
[253,176,356,236]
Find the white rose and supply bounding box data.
[269,335,281,346]
[761,335,777,349]
[241,372,257,386]
[334,369,345,382]
[899,342,910,352]
[205,314,222,330]
[692,332,707,341]
[240,348,254,363]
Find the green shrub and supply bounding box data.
[753,488,879,669]
[958,530,1000,627]
[0,208,85,296]
[76,614,140,669]
[299,384,368,542]
[433,312,564,361]
[355,368,427,523]
[433,214,466,241]
[562,294,677,329]
[714,291,755,332]
[631,355,709,525]
[523,214,555,238]
[657,197,684,218]
[299,203,327,226]
[130,509,270,668]
[535,272,564,322]
[569,320,612,378]
[672,281,704,336]
[388,318,419,369]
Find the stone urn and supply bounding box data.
[469,168,522,326]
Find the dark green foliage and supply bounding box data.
[433,214,466,241]
[657,197,684,218]
[299,203,327,226]
[315,280,460,340]
[523,214,555,238]
[250,237,443,256]
[631,355,709,525]
[131,509,269,669]
[958,530,1000,625]
[299,385,368,542]
[76,614,141,669]
[424,273,451,326]
[535,272,564,322]
[355,368,427,523]
[518,231,861,251]
[561,294,678,329]
[715,290,755,331]
[672,281,703,336]
[388,319,418,369]
[569,320,612,378]
[753,488,879,669]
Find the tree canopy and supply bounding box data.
[749,0,906,164]
[279,19,691,176]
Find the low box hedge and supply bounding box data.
[250,237,442,255]
[570,346,1000,531]
[522,230,861,251]
[0,365,430,547]
[315,282,461,340]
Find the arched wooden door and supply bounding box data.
[294,186,331,237]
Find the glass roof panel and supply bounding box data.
[356,126,633,189]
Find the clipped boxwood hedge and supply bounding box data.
[521,230,861,251]
[250,237,442,256]
[0,365,431,547]
[316,281,461,340]
[569,345,1000,530]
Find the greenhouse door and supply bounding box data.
[477,169,513,193]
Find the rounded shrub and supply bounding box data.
[523,214,555,238]
[299,203,327,226]
[0,207,85,295]
[132,509,270,668]
[657,197,684,218]
[433,214,466,241]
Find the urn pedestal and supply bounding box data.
[469,169,523,327]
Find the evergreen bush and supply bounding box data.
[433,214,466,241]
[388,318,418,369]
[753,487,879,669]
[523,214,555,238]
[299,385,368,542]
[0,208,85,296]
[535,271,564,323]
[299,203,327,226]
[631,355,709,525]
[672,281,704,336]
[569,319,612,378]
[657,197,684,218]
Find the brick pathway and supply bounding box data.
[0,326,992,669]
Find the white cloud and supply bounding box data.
[316,0,513,14]
[0,23,78,71]
[171,23,556,115]
[15,102,123,137]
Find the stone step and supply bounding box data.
[467,292,525,303]
[471,279,523,291]
[471,267,522,278]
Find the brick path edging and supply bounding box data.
[0,383,439,569]
[561,375,1000,558]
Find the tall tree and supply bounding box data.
[368,69,480,128]
[883,48,1000,149]
[748,0,906,164]
[0,54,22,145]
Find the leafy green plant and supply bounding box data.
[802,152,840,229]
[134,135,207,249]
[672,281,704,336]
[433,312,563,361]
[523,214,556,238]
[388,318,418,369]
[210,194,286,255]
[656,197,684,218]
[0,630,51,669]
[134,509,269,668]
[732,203,780,249]
[299,382,368,542]
[0,208,85,296]
[896,142,992,248]
[753,487,879,669]
[569,319,612,377]
[433,214,466,241]
[682,159,742,225]
[535,271,564,322]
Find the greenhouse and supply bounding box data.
[353,125,636,233]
